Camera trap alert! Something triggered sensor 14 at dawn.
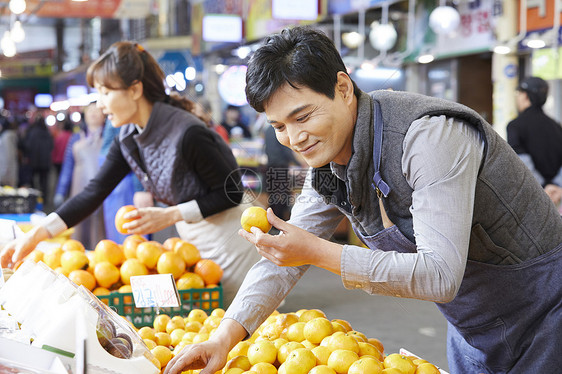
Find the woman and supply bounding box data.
[1,42,261,306]
[54,103,106,249]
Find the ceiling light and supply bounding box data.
[493,44,512,55]
[342,32,364,49]
[429,6,460,35]
[9,0,26,15]
[417,53,435,64]
[369,21,397,51]
[11,21,25,43]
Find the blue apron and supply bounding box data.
[360,101,562,373]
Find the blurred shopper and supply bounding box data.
[221,105,252,139]
[51,117,73,176]
[166,27,562,374]
[0,116,18,187]
[507,77,562,196]
[54,103,106,249]
[20,115,53,202]
[1,41,261,306]
[193,98,229,143]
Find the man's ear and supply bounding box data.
[129,80,144,101]
[335,71,354,104]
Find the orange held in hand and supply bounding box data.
[241,206,272,233]
[115,205,137,234]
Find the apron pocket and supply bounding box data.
[469,224,523,265]
[456,317,514,371]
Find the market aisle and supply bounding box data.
[280,265,450,371]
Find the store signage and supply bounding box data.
[272,0,318,20]
[31,0,150,19]
[130,274,181,308]
[202,14,243,42]
[522,0,562,32]
[432,0,494,57]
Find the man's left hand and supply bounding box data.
[238,208,342,273]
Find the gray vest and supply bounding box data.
[312,90,562,264]
[119,102,209,206]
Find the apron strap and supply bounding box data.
[371,100,391,198]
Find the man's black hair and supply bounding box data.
[245,26,359,113]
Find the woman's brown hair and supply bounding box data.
[86,41,195,112]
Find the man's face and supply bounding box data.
[515,89,530,113]
[264,73,357,168]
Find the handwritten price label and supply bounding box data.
[130,274,181,308]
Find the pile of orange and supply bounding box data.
[137,308,443,374]
[20,206,223,299]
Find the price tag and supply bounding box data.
[130,274,181,308]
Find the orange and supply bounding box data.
[94,240,124,266]
[193,259,223,285]
[122,234,146,259]
[153,314,171,333]
[24,250,43,263]
[327,333,360,354]
[331,319,353,332]
[358,342,383,361]
[60,250,89,273]
[93,287,111,305]
[247,340,277,365]
[163,237,182,251]
[312,345,332,366]
[249,362,276,374]
[224,355,252,372]
[166,316,186,334]
[136,241,164,269]
[327,349,360,374]
[144,338,157,350]
[93,261,120,288]
[304,318,334,344]
[309,365,337,374]
[277,341,305,364]
[138,326,157,341]
[298,309,327,323]
[176,272,205,290]
[174,241,201,267]
[367,338,384,355]
[187,309,208,324]
[348,357,383,374]
[383,354,416,374]
[68,269,96,291]
[415,363,440,374]
[120,258,149,285]
[115,205,137,234]
[201,288,221,310]
[156,251,186,279]
[43,246,63,269]
[241,206,272,233]
[151,345,173,368]
[284,321,306,342]
[228,340,252,360]
[61,239,86,252]
[283,348,317,374]
[348,331,367,343]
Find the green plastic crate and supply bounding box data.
[97,286,223,327]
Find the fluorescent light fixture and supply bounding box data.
[417,53,435,64]
[493,44,512,55]
[202,14,243,43]
[272,0,318,20]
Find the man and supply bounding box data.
[221,104,252,139]
[165,27,562,374]
[507,76,562,208]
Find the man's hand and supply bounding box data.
[0,226,50,268]
[164,319,247,374]
[238,208,343,274]
[121,206,182,235]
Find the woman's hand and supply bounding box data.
[121,206,182,235]
[238,208,343,273]
[0,225,50,268]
